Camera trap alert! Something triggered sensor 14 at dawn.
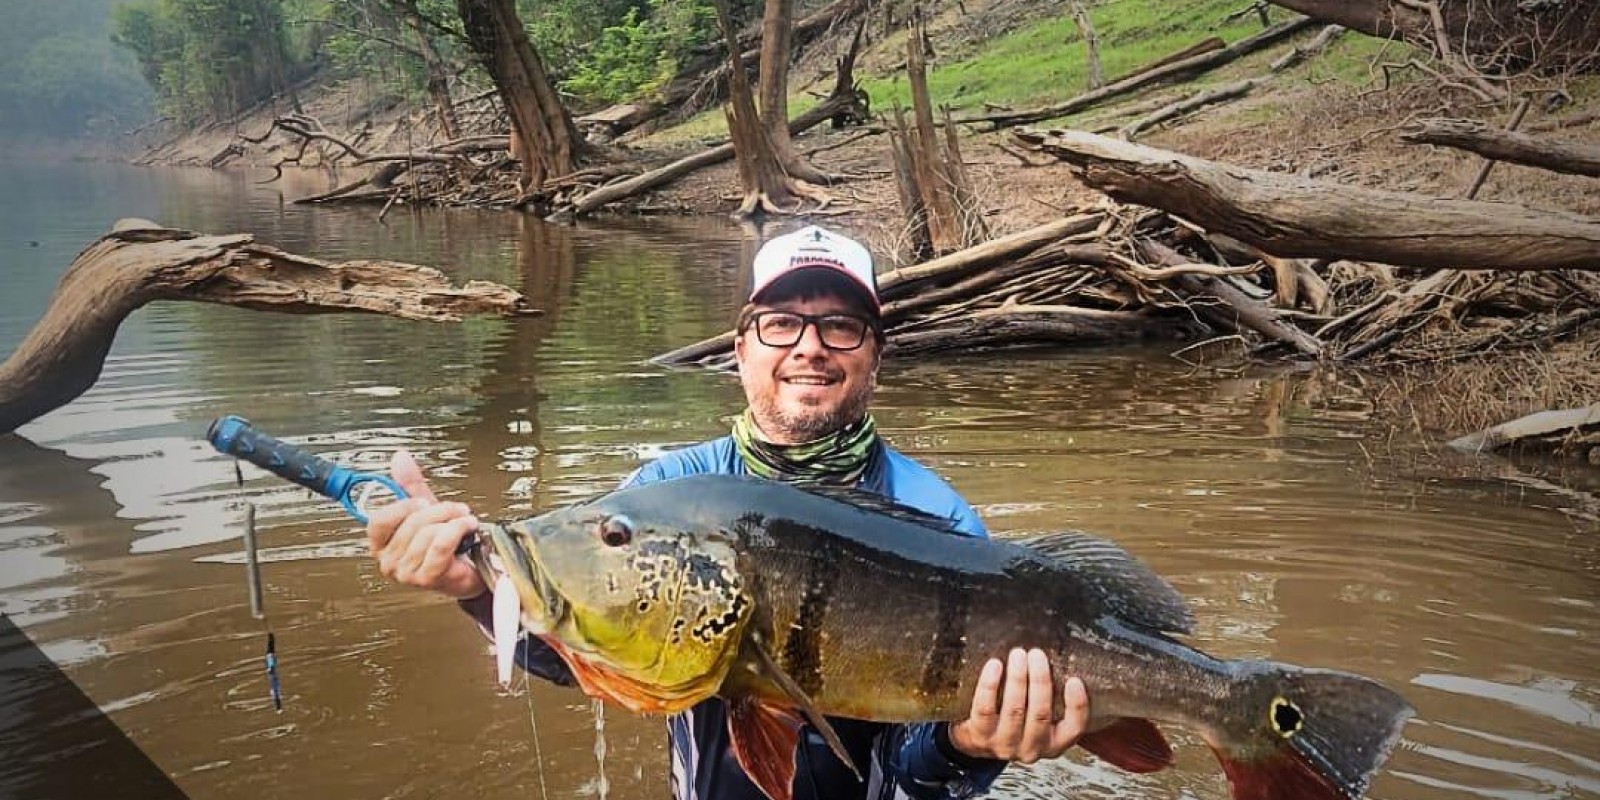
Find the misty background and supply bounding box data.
[0,0,155,153]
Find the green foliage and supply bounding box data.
[110,0,307,123]
[315,0,469,102]
[521,0,740,108]
[558,8,675,104]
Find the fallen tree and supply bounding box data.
[1019,129,1600,270]
[0,220,536,434]
[1400,118,1600,178]
[1265,0,1600,74]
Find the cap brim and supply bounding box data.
[750,265,880,313]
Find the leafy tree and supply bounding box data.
[111,0,308,122]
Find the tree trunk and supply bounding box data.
[396,0,460,139]
[1265,0,1600,73]
[758,0,830,184]
[578,0,871,140]
[713,0,827,217]
[1027,129,1600,270]
[1401,118,1600,178]
[0,220,535,435]
[570,88,866,217]
[1069,2,1104,90]
[456,0,586,193]
[904,19,962,254]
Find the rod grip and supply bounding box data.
[207,415,343,497]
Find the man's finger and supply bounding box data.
[418,515,478,586]
[366,497,423,554]
[1051,676,1090,752]
[380,502,464,580]
[967,657,1005,724]
[390,449,437,504]
[994,648,1030,743]
[1017,648,1054,761]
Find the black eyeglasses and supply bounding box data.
[748,311,874,351]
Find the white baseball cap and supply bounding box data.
[749,225,879,312]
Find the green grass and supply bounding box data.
[640,0,1418,144]
[858,0,1268,113]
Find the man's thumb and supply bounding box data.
[390,449,437,504]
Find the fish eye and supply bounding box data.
[598,515,634,547]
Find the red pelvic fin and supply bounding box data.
[1212,744,1345,800]
[1078,717,1174,773]
[726,697,805,800]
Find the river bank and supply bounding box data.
[121,5,1600,453]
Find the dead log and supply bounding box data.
[1026,129,1600,270]
[1264,0,1600,74]
[1447,404,1600,457]
[1108,38,1225,84]
[877,214,1106,297]
[1269,23,1345,71]
[1139,239,1324,357]
[1401,118,1600,178]
[0,220,537,434]
[1527,111,1600,133]
[1120,79,1255,140]
[885,305,1206,356]
[958,17,1316,127]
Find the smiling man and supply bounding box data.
[366,225,1089,800]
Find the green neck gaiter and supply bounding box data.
[731,409,880,486]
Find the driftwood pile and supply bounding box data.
[657,131,1600,379]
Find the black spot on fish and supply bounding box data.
[692,593,748,642]
[780,528,840,698]
[921,581,970,699]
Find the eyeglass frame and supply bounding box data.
[741,310,879,351]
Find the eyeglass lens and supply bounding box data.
[755,312,869,350]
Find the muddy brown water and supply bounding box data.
[0,163,1595,800]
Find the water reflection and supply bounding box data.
[0,163,1596,800]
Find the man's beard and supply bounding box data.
[753,382,874,443]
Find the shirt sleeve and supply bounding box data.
[883,722,1006,799]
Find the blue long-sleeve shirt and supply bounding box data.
[464,435,1006,800]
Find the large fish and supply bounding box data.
[470,474,1412,800]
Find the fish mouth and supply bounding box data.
[468,522,566,635]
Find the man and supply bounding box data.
[367,225,1090,799]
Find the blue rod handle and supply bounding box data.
[207,415,405,524]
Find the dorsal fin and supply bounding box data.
[1016,531,1194,635]
[794,484,965,534]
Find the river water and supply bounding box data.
[0,162,1594,800]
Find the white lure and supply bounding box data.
[493,573,521,686]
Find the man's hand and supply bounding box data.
[948,648,1088,763]
[365,450,487,599]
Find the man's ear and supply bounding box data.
[733,333,747,366]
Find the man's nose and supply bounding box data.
[789,319,831,356]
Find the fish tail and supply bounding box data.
[1204,661,1413,800]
